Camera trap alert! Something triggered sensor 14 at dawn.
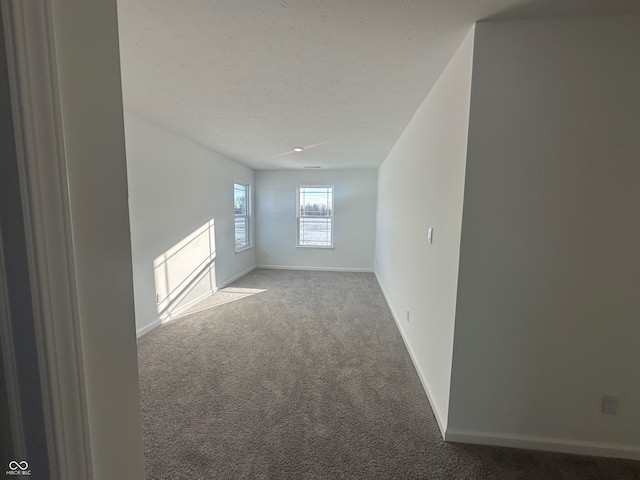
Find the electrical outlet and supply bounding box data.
[264,253,269,259]
[602,394,619,414]
[406,309,410,322]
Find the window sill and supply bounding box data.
[296,245,334,249]
[235,246,253,254]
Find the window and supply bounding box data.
[234,182,250,251]
[297,186,333,247]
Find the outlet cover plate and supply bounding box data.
[602,394,619,414]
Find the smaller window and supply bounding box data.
[234,182,251,251]
[297,186,333,247]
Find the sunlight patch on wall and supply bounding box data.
[154,219,216,322]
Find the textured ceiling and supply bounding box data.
[117,0,639,170]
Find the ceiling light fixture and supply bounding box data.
[293,147,304,152]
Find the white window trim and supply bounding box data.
[296,185,334,249]
[234,181,252,252]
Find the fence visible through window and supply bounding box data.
[297,186,333,247]
[234,182,250,251]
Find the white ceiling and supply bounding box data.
[117,0,639,170]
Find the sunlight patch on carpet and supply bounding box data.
[174,286,267,318]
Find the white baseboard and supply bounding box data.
[374,271,447,438]
[217,265,256,289]
[161,289,213,322]
[136,319,162,338]
[374,271,640,461]
[445,428,640,461]
[139,291,214,337]
[256,264,373,273]
[137,265,258,338]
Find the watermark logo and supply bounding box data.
[5,461,30,476]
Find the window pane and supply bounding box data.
[299,187,332,217]
[235,217,247,249]
[234,184,247,215]
[299,218,332,246]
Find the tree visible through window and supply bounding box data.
[297,186,333,247]
[234,182,250,251]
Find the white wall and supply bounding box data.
[50,0,146,477]
[125,113,255,336]
[374,28,475,433]
[448,16,640,459]
[255,169,377,271]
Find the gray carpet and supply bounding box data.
[137,269,640,479]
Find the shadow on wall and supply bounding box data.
[154,219,216,322]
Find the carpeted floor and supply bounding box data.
[137,269,640,479]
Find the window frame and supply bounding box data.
[296,185,334,249]
[234,181,252,252]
